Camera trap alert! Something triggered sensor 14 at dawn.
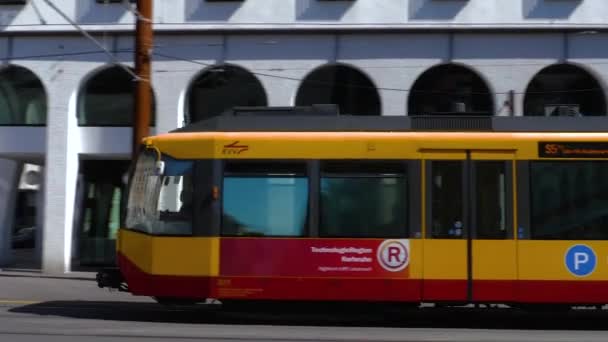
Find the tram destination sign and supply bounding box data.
[539,142,608,158]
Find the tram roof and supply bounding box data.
[172,107,608,134]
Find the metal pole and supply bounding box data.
[133,0,153,158]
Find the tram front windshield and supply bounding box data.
[125,149,193,235]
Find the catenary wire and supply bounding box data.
[0,48,606,96]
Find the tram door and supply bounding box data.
[421,150,517,303]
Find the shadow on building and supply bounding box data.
[295,0,354,21]
[185,0,243,21]
[0,4,22,31]
[523,0,582,19]
[409,0,469,20]
[76,0,130,24]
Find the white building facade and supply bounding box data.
[1,0,608,273]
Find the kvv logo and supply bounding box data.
[222,141,249,155]
[377,240,409,272]
[565,244,596,277]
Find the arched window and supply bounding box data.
[0,66,47,125]
[187,65,267,123]
[296,64,380,116]
[408,64,493,116]
[524,64,606,116]
[78,65,155,126]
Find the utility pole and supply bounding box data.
[133,0,153,159]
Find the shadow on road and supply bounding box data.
[9,301,608,330]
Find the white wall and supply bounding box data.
[7,31,606,121]
[3,22,608,273]
[2,0,608,32]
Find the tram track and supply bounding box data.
[2,301,608,342]
[5,300,608,330]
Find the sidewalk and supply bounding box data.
[0,249,151,303]
[0,269,152,303]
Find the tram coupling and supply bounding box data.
[96,268,129,292]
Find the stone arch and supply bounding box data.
[408,63,494,116]
[523,63,606,116]
[186,64,267,123]
[0,65,47,125]
[78,65,156,126]
[296,63,381,116]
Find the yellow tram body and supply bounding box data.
[114,128,608,304]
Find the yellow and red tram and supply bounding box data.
[99,112,608,307]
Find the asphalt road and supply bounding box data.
[2,300,608,342]
[2,271,608,341]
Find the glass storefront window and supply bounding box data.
[77,160,130,265]
[78,66,155,126]
[0,66,47,125]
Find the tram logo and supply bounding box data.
[377,240,409,272]
[223,141,249,155]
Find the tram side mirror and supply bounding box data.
[155,160,165,176]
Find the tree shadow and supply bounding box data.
[9,301,608,330]
[523,0,583,19]
[185,0,243,21]
[409,0,469,20]
[295,0,354,21]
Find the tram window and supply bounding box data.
[430,161,463,239]
[125,151,194,235]
[155,159,194,235]
[476,162,509,239]
[530,161,608,240]
[221,162,308,237]
[319,162,408,238]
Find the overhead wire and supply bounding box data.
[152,51,606,96]
[0,19,606,96]
[0,46,605,96]
[39,0,143,81]
[0,47,604,96]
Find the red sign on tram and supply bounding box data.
[219,238,410,278]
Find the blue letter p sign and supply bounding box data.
[565,245,596,277]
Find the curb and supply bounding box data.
[0,270,96,281]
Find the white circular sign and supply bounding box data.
[377,240,409,272]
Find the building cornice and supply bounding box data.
[2,23,608,35]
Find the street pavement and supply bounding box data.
[2,268,608,341]
[0,270,150,304]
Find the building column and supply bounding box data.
[42,82,79,274]
[34,167,45,263]
[154,69,183,133]
[0,159,22,266]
